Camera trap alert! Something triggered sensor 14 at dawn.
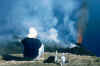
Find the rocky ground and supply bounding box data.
[0,42,100,66]
[0,52,100,66]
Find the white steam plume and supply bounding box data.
[0,0,84,48]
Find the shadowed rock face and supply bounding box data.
[21,38,43,59]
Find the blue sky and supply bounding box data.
[83,0,100,56]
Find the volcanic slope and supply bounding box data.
[0,52,100,66]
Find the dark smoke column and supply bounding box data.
[77,1,88,44]
[21,27,44,60]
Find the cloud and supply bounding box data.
[0,0,83,48]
